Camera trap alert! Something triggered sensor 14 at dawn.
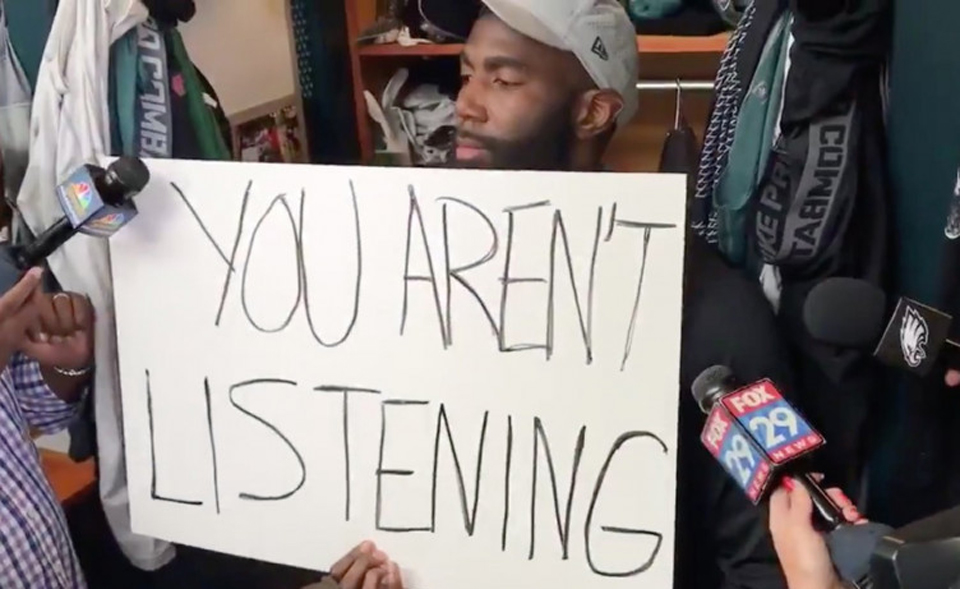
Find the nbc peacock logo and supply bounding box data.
[96,213,123,228]
[86,212,125,234]
[72,182,93,211]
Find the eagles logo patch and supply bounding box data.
[900,306,929,369]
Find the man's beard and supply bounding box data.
[453,105,576,171]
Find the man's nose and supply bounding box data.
[455,79,487,125]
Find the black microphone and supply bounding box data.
[0,156,149,293]
[692,365,892,587]
[803,278,960,377]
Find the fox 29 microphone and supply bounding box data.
[0,156,149,292]
[693,365,892,587]
[693,366,837,523]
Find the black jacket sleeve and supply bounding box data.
[749,0,890,495]
[675,237,790,589]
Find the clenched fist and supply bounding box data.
[21,289,94,371]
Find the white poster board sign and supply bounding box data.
[111,160,687,589]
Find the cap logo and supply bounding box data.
[591,36,609,61]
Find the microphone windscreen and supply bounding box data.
[110,156,150,194]
[691,365,733,413]
[803,278,887,348]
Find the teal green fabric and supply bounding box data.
[167,28,230,160]
[109,29,139,156]
[887,6,960,304]
[628,0,683,20]
[868,0,960,518]
[4,0,56,91]
[713,14,791,267]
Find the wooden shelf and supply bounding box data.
[358,32,730,57]
[359,43,463,57]
[638,32,729,53]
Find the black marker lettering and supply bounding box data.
[501,414,513,552]
[438,197,500,346]
[241,195,302,333]
[203,378,221,514]
[528,418,585,560]
[300,183,362,347]
[171,182,233,270]
[604,202,618,242]
[500,202,550,354]
[146,370,202,506]
[430,404,489,536]
[621,227,651,372]
[547,208,602,364]
[584,431,667,577]
[229,379,306,501]
[400,186,447,348]
[376,399,433,532]
[315,385,381,522]
[216,180,253,326]
[611,218,676,371]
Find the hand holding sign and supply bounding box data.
[330,541,404,589]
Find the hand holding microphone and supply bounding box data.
[0,156,149,296]
[692,365,839,526]
[692,365,891,587]
[769,479,864,589]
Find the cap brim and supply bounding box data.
[480,0,567,50]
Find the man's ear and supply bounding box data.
[573,89,624,140]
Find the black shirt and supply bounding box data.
[675,236,790,589]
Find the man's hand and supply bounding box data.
[769,478,863,589]
[0,268,45,368]
[21,290,94,370]
[16,286,95,403]
[330,541,403,589]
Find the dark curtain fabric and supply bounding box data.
[871,0,960,527]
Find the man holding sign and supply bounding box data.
[326,2,793,589]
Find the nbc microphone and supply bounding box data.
[0,156,149,292]
[802,277,960,376]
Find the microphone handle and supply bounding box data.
[15,217,76,269]
[797,472,846,531]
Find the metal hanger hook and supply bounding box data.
[674,78,683,129]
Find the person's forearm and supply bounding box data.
[786,575,849,589]
[40,365,89,403]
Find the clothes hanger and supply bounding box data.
[674,78,684,130]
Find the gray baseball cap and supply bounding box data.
[481,0,640,125]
